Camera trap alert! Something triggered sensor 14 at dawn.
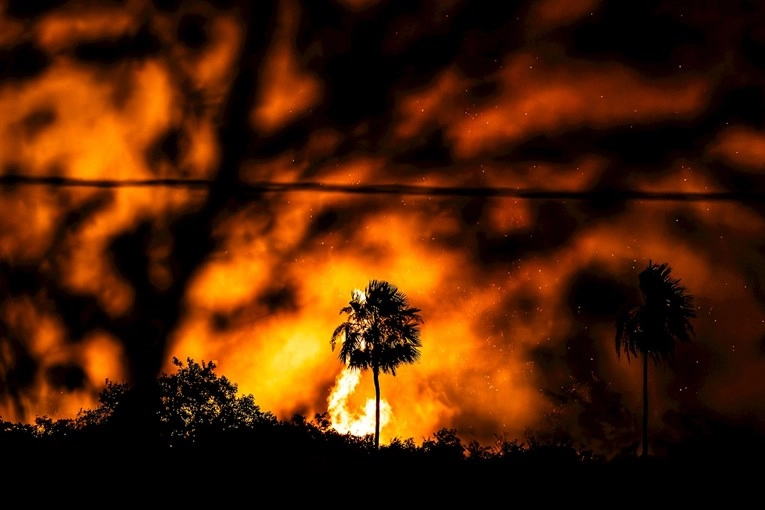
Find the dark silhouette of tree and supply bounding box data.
[616,260,695,458]
[154,357,270,445]
[422,427,465,462]
[77,357,275,447]
[331,280,423,449]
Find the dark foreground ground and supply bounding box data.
[1,440,758,507]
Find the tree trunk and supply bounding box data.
[642,352,649,458]
[373,365,380,449]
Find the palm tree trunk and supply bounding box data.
[642,352,649,458]
[373,365,380,449]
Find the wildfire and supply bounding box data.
[327,366,391,439]
[1,0,764,457]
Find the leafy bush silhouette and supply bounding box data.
[7,349,760,497]
[422,427,466,463]
[75,357,276,449]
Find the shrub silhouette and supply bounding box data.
[75,357,275,448]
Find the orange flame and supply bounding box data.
[327,366,392,439]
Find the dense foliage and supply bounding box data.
[0,355,761,504]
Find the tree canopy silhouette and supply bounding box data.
[331,280,423,449]
[616,260,695,457]
[78,357,275,447]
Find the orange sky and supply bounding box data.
[1,0,764,455]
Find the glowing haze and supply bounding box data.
[0,0,764,454]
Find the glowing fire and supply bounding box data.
[327,366,392,438]
[1,1,765,457]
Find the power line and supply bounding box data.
[0,174,762,201]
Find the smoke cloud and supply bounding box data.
[0,0,763,455]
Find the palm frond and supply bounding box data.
[330,323,348,351]
[331,279,423,375]
[615,305,643,362]
[618,261,696,366]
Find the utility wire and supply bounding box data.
[0,174,763,201]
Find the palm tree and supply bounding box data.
[331,280,423,449]
[616,260,696,458]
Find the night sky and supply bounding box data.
[1,0,764,457]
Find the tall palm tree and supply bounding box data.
[331,280,423,449]
[616,260,696,458]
